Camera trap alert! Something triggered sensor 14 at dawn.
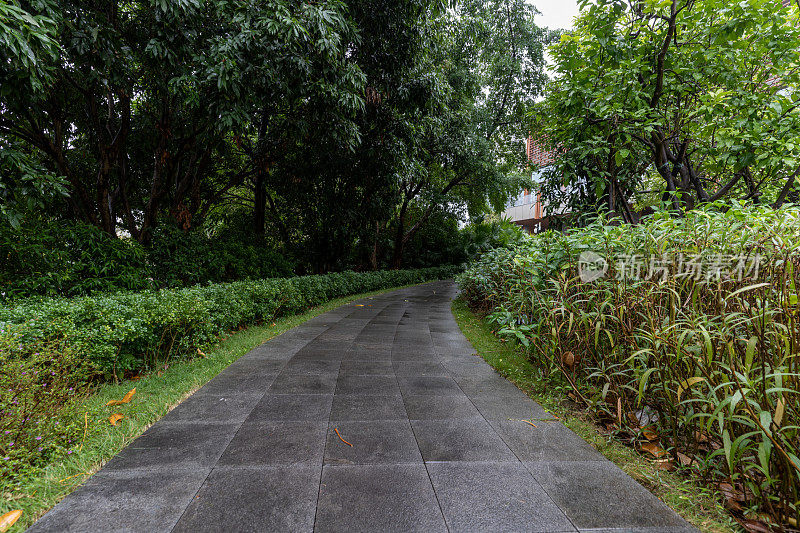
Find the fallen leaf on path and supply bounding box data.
[106,388,136,406]
[521,420,537,428]
[108,413,125,426]
[334,428,352,447]
[0,510,22,532]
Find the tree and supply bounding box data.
[535,0,800,221]
[386,0,550,266]
[0,0,363,243]
[0,0,64,228]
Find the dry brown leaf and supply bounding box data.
[108,413,125,426]
[677,377,706,402]
[616,397,622,426]
[0,510,22,532]
[642,427,658,441]
[561,351,575,370]
[567,392,578,402]
[676,452,693,466]
[654,458,675,471]
[197,348,207,357]
[640,442,669,459]
[736,517,771,533]
[106,388,136,406]
[718,482,746,502]
[774,396,785,427]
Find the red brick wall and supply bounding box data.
[526,136,556,166]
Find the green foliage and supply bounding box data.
[0,143,68,229]
[0,220,152,299]
[0,266,459,378]
[0,0,59,93]
[460,217,530,258]
[535,0,800,218]
[0,0,365,243]
[459,205,800,528]
[0,220,296,299]
[0,333,94,483]
[144,225,294,288]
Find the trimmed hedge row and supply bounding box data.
[0,266,460,377]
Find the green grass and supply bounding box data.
[0,283,421,532]
[451,298,739,533]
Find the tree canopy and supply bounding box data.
[0,0,551,271]
[535,0,800,221]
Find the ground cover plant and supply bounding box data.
[458,204,800,530]
[0,282,432,532]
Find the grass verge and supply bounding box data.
[451,297,739,533]
[1,283,420,532]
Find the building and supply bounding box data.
[500,136,566,233]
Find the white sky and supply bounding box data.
[530,0,580,30]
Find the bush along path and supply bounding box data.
[24,281,693,533]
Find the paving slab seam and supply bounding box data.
[392,312,452,533]
[167,391,266,533]
[310,326,344,533]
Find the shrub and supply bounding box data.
[0,220,152,299]
[0,221,296,300]
[0,266,460,379]
[459,204,799,528]
[145,225,295,288]
[0,330,94,483]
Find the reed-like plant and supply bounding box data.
[459,204,799,529]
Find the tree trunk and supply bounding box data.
[254,170,266,236]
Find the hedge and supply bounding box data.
[0,266,460,377]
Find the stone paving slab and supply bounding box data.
[27,281,695,533]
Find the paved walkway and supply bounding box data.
[29,281,694,532]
